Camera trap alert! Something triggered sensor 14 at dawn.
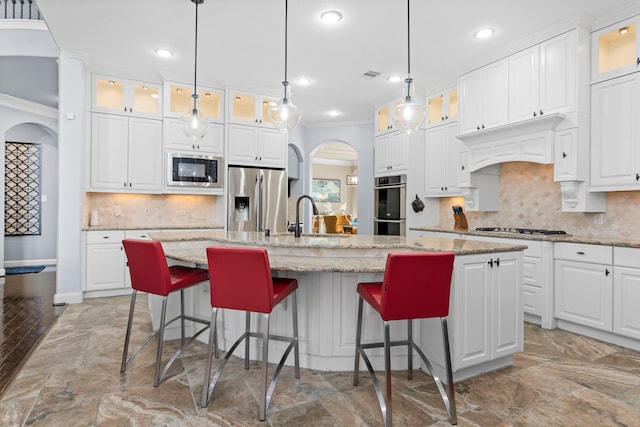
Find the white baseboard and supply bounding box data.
[54,292,83,305]
[4,258,57,268]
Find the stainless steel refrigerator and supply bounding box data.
[227,166,288,234]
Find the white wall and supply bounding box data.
[4,124,58,264]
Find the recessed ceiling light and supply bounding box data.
[474,28,495,39]
[388,75,403,83]
[327,110,341,117]
[620,26,630,35]
[154,48,173,58]
[297,77,311,85]
[321,10,342,24]
[150,93,158,99]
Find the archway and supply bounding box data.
[310,141,358,233]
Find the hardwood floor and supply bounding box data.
[0,271,64,397]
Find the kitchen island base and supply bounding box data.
[149,232,524,383]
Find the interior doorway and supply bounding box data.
[310,141,358,232]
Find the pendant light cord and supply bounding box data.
[406,0,411,77]
[284,0,289,83]
[193,0,200,106]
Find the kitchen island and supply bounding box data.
[150,230,527,381]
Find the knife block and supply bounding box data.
[454,213,468,230]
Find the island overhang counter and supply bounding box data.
[149,230,526,382]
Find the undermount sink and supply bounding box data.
[303,233,352,238]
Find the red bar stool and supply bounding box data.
[121,239,211,387]
[201,246,300,421]
[353,251,457,426]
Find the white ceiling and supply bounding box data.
[31,0,638,126]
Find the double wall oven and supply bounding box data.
[374,175,406,236]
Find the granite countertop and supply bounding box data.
[152,230,527,273]
[410,226,640,248]
[82,225,225,231]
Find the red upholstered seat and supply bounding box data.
[121,239,210,387]
[354,251,457,426]
[202,246,300,421]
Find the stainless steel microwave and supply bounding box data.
[166,152,223,188]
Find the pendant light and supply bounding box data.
[180,0,209,140]
[269,0,302,133]
[392,0,426,134]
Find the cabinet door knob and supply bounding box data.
[488,259,494,267]
[481,124,485,129]
[562,152,567,158]
[461,165,465,170]
[129,182,132,187]
[637,57,640,66]
[495,257,500,267]
[636,173,640,181]
[441,116,445,121]
[445,115,448,120]
[539,110,544,116]
[123,182,127,187]
[605,268,610,276]
[533,111,537,117]
[476,125,480,130]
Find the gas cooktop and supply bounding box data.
[475,227,567,235]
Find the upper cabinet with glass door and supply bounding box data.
[425,87,458,128]
[163,81,224,123]
[227,89,279,128]
[592,17,640,83]
[91,74,162,119]
[375,99,402,136]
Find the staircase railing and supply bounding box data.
[1,0,42,20]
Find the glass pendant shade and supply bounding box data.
[392,77,426,134]
[180,94,209,140]
[270,82,302,133]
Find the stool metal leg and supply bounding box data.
[180,289,186,345]
[442,318,457,425]
[259,313,270,421]
[201,307,219,408]
[407,319,413,380]
[384,321,392,427]
[121,290,138,373]
[353,296,364,386]
[154,295,168,387]
[292,290,300,379]
[245,311,251,370]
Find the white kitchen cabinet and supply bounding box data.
[91,74,162,119]
[374,99,402,136]
[85,230,155,294]
[227,89,280,128]
[453,251,522,370]
[591,74,640,191]
[163,118,223,155]
[425,122,460,196]
[374,131,409,176]
[554,243,613,332]
[85,230,126,292]
[227,123,286,168]
[613,247,640,340]
[164,81,224,123]
[90,113,162,192]
[425,88,458,128]
[592,16,640,83]
[554,127,580,181]
[458,58,509,135]
[509,31,576,123]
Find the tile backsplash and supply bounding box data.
[439,162,640,239]
[84,193,219,228]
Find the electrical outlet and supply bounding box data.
[593,213,604,225]
[113,205,121,217]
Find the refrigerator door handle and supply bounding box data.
[258,172,264,231]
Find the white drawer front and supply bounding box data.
[86,230,125,244]
[614,247,640,269]
[124,230,156,240]
[554,242,612,264]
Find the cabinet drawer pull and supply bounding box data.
[562,152,567,158]
[605,268,610,276]
[102,236,110,239]
[576,251,585,255]
[636,173,640,181]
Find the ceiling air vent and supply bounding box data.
[362,70,381,79]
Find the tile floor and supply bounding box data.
[2,291,640,426]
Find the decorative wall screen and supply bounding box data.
[5,142,42,236]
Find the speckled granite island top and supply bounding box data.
[151,230,526,273]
